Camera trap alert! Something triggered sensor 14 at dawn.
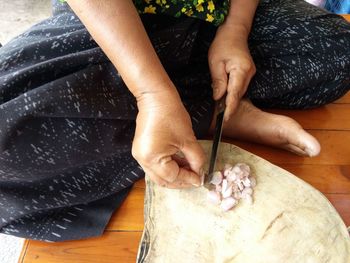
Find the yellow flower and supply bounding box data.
[156,0,166,5]
[181,7,187,13]
[206,14,214,22]
[207,0,215,13]
[185,9,194,16]
[144,5,156,14]
[198,0,205,4]
[196,3,204,12]
[144,0,151,4]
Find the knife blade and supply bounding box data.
[204,94,226,187]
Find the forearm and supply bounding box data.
[66,0,179,101]
[219,0,259,39]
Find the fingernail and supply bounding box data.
[199,167,205,178]
[199,167,206,186]
[192,183,200,187]
[200,175,205,186]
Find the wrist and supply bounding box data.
[136,85,183,111]
[216,23,250,40]
[219,0,259,39]
[131,76,177,99]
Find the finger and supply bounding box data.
[166,179,194,189]
[209,61,228,100]
[151,156,181,183]
[225,70,247,120]
[172,154,190,167]
[147,171,170,188]
[175,167,202,187]
[152,155,179,183]
[242,73,253,97]
[154,157,202,186]
[148,169,193,189]
[181,140,206,182]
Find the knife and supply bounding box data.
[204,94,226,188]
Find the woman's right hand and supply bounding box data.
[132,90,206,189]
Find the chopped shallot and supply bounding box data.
[207,190,221,205]
[210,171,223,185]
[220,197,237,211]
[206,163,256,211]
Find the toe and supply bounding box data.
[277,119,321,157]
[303,134,321,157]
[282,144,309,156]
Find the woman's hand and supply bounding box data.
[132,90,206,188]
[208,25,256,120]
[67,1,205,188]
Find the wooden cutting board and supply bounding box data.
[137,140,350,263]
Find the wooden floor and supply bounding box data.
[19,15,350,263]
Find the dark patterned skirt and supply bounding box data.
[0,0,349,241]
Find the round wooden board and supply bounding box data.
[137,140,350,263]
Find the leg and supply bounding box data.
[215,0,350,156]
[248,0,350,108]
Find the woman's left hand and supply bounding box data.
[208,25,256,120]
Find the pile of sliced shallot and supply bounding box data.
[207,163,256,211]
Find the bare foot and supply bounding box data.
[209,99,321,157]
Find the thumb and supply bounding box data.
[209,61,228,100]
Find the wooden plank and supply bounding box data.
[325,193,350,227]
[342,14,350,22]
[134,179,145,189]
[19,239,30,263]
[22,232,142,263]
[106,187,144,231]
[333,91,350,104]
[224,130,350,165]
[267,104,350,130]
[280,164,350,194]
